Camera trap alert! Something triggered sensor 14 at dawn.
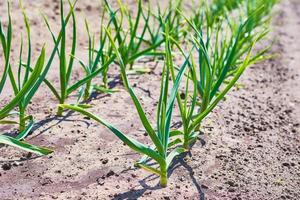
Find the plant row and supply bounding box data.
[0,0,277,186]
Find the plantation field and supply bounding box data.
[0,0,300,199]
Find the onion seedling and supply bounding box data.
[103,0,165,73]
[41,0,113,115]
[75,18,116,101]
[141,0,188,50]
[159,0,186,43]
[0,2,52,155]
[243,0,278,32]
[190,0,244,30]
[169,6,274,149]
[59,27,190,187]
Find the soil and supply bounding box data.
[0,0,300,200]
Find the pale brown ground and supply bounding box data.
[0,0,300,200]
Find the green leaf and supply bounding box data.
[0,120,18,125]
[163,49,190,149]
[59,104,166,165]
[15,116,34,140]
[0,135,53,155]
[135,163,162,176]
[166,147,186,168]
[0,47,45,119]
[67,56,115,95]
[93,85,119,94]
[189,39,255,132]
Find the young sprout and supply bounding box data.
[75,17,116,101]
[59,26,191,187]
[168,4,274,149]
[189,0,236,31]
[244,0,278,32]
[103,0,165,73]
[40,0,113,115]
[0,2,52,155]
[141,0,187,49]
[160,0,186,43]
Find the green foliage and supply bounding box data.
[0,0,277,185]
[169,3,274,149]
[60,25,190,187]
[0,1,52,155]
[103,0,165,73]
[75,16,117,101]
[41,0,114,114]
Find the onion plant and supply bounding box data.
[244,0,278,32]
[189,0,247,44]
[0,2,52,155]
[59,26,191,187]
[103,0,164,73]
[210,0,245,18]
[167,6,273,149]
[159,0,187,43]
[40,0,114,115]
[76,17,116,101]
[142,0,185,46]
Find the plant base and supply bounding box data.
[160,174,168,187]
[57,106,64,116]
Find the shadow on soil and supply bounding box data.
[112,148,206,200]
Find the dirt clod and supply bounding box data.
[1,163,12,171]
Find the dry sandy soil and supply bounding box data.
[0,0,300,199]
